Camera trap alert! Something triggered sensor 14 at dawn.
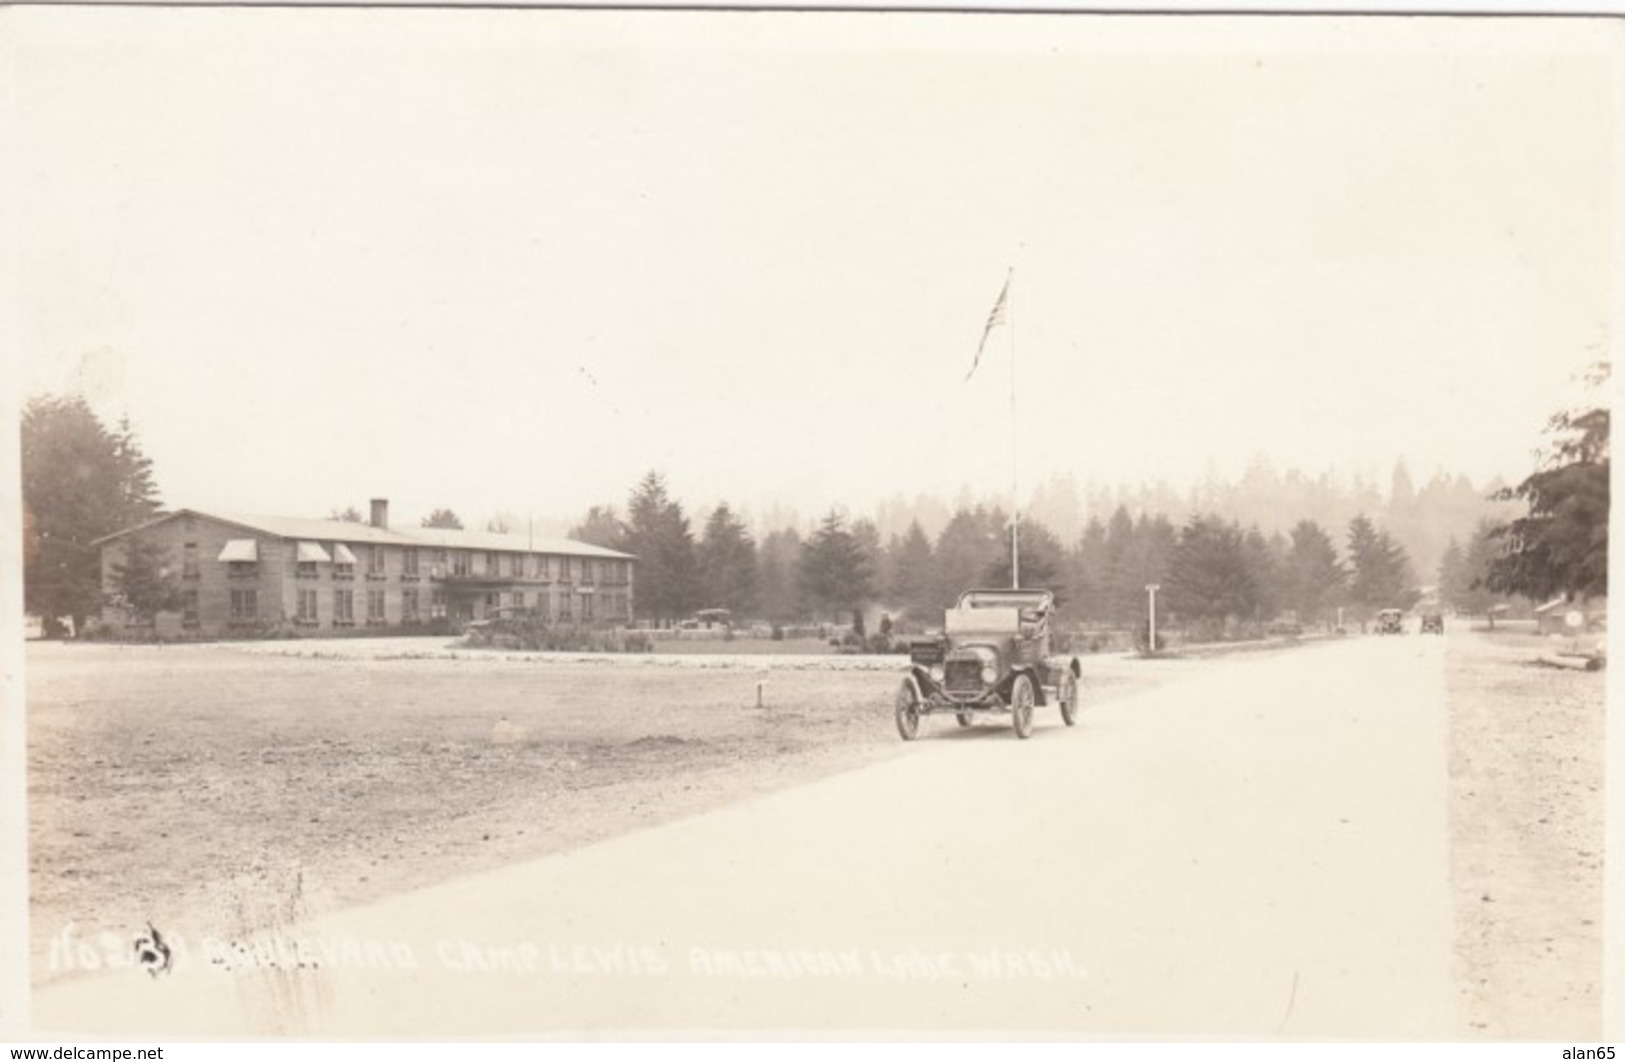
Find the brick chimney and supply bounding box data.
[370,498,389,529]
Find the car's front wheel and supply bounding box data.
[1010,673,1035,740]
[895,681,921,741]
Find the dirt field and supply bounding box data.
[29,625,1607,1035]
[1444,624,1606,1037]
[27,638,1158,986]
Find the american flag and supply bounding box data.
[964,273,1010,381]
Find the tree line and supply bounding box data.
[20,365,1610,636]
[570,472,1528,636]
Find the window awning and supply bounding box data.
[332,543,358,565]
[296,541,332,563]
[217,539,258,563]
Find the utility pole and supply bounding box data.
[1146,584,1161,655]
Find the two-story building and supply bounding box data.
[93,499,636,637]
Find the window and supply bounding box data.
[581,593,595,621]
[296,541,329,578]
[561,557,574,583]
[537,556,551,581]
[219,539,259,577]
[430,587,446,619]
[452,551,471,576]
[182,590,199,628]
[512,591,527,610]
[403,548,420,578]
[368,545,386,578]
[512,553,527,578]
[486,551,501,576]
[182,543,199,579]
[485,592,500,610]
[367,589,386,624]
[230,589,257,622]
[296,589,319,625]
[403,588,419,622]
[334,589,355,625]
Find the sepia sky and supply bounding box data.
[7,10,1618,533]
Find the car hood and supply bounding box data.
[945,643,1002,665]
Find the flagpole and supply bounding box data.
[1008,267,1019,591]
[963,268,1019,590]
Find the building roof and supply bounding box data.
[202,510,422,547]
[94,508,636,560]
[406,525,635,560]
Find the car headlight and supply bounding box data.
[929,665,945,682]
[981,664,997,684]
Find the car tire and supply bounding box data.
[1059,671,1079,727]
[1010,673,1035,740]
[955,712,974,728]
[895,681,921,742]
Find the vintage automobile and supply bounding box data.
[1420,612,1444,635]
[895,588,1082,741]
[463,606,543,648]
[1375,608,1405,635]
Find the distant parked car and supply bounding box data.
[1420,612,1444,635]
[1375,609,1405,635]
[464,607,544,648]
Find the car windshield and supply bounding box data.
[958,590,1052,611]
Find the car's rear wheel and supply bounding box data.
[1010,673,1035,740]
[895,681,921,741]
[1059,671,1079,726]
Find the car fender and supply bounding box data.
[905,666,939,700]
[1007,664,1046,706]
[1044,654,1081,679]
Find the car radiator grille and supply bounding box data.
[944,660,985,694]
